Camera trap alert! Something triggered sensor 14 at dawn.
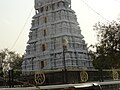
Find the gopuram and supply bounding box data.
[22,0,93,85]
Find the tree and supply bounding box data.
[92,21,120,69]
[0,48,23,72]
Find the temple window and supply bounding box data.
[44,17,47,23]
[42,43,48,51]
[43,29,47,36]
[52,4,55,10]
[41,60,47,69]
[42,44,46,51]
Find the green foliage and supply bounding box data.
[0,48,23,70]
[92,21,120,69]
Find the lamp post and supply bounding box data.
[62,37,68,83]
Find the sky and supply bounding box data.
[0,0,120,54]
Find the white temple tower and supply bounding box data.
[22,0,93,74]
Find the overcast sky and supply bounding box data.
[0,0,120,54]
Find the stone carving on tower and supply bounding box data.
[22,0,93,74]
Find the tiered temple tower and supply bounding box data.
[22,0,93,74]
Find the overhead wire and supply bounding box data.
[10,8,34,50]
[80,0,110,22]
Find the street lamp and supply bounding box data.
[62,37,68,83]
